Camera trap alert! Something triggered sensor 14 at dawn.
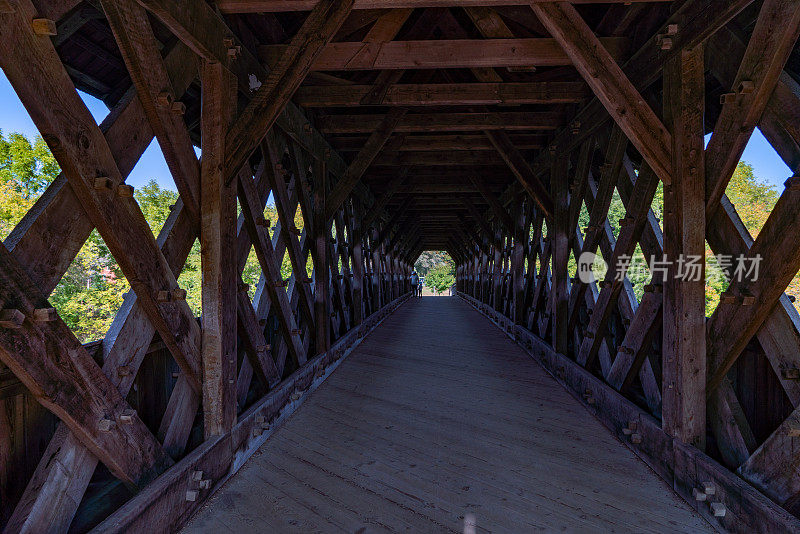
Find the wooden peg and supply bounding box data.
[118,409,135,424]
[31,18,57,36]
[117,365,132,377]
[93,176,114,190]
[710,502,726,517]
[738,80,755,94]
[630,433,642,444]
[170,101,186,115]
[156,92,173,107]
[0,309,24,329]
[192,470,204,481]
[156,290,171,302]
[199,479,211,490]
[185,490,198,502]
[32,307,57,322]
[781,368,800,380]
[719,93,738,105]
[692,488,707,501]
[701,481,716,495]
[172,288,187,301]
[98,418,114,432]
[116,184,134,197]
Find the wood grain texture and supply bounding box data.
[183,297,712,534]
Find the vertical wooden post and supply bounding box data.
[371,226,383,309]
[512,195,529,324]
[551,152,570,355]
[663,44,706,449]
[492,226,503,310]
[313,158,330,355]
[350,199,365,325]
[200,60,237,437]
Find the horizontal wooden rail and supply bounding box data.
[91,292,411,533]
[457,291,800,534]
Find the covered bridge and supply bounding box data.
[1,0,800,532]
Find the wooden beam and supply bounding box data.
[237,171,307,367]
[550,154,569,354]
[224,0,353,180]
[200,60,238,437]
[362,169,409,230]
[662,44,706,449]
[485,130,554,220]
[294,82,588,107]
[469,176,515,236]
[706,181,800,393]
[314,159,331,355]
[704,0,800,214]
[0,0,203,392]
[101,0,201,223]
[333,133,547,152]
[318,111,563,134]
[530,2,673,185]
[0,243,173,488]
[263,138,316,331]
[219,0,668,11]
[259,37,629,71]
[372,151,506,166]
[569,127,628,339]
[325,108,407,220]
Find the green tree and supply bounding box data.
[426,263,455,294]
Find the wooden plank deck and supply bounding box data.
[182,297,713,533]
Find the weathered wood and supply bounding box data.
[0,242,173,488]
[237,169,307,367]
[569,128,628,341]
[200,60,238,437]
[101,0,202,223]
[318,111,564,134]
[314,159,331,355]
[469,176,516,236]
[485,130,554,220]
[550,154,569,355]
[225,0,353,180]
[325,108,407,220]
[662,45,706,449]
[218,0,671,11]
[259,37,629,71]
[263,138,316,330]
[705,0,800,214]
[90,293,409,532]
[294,82,588,107]
[0,0,203,392]
[531,3,672,185]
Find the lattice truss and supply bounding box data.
[0,0,417,531]
[1,0,800,532]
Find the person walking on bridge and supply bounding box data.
[410,270,421,298]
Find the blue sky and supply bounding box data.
[1,70,178,191]
[0,70,793,192]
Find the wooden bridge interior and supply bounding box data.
[2,0,800,532]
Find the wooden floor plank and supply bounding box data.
[183,297,712,533]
